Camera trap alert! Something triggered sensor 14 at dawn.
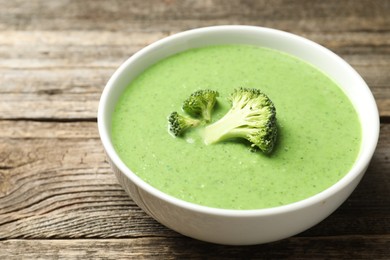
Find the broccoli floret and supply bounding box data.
[168,111,201,137]
[203,88,277,153]
[182,89,219,122]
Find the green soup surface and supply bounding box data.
[111,45,361,210]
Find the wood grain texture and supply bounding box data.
[1,236,390,260]
[0,0,389,258]
[0,0,389,32]
[0,1,389,119]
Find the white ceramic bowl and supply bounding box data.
[98,26,379,245]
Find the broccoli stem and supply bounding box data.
[202,106,212,123]
[204,109,251,145]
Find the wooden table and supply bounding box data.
[0,0,389,258]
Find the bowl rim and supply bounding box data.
[98,25,380,217]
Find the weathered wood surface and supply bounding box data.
[1,236,389,259]
[0,0,389,259]
[0,1,389,119]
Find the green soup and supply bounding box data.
[111,45,361,210]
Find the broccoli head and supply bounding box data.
[203,88,277,153]
[182,89,219,122]
[168,111,201,137]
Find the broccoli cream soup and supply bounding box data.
[111,45,361,210]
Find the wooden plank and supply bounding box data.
[0,0,388,32]
[0,121,388,239]
[0,121,98,139]
[0,236,389,259]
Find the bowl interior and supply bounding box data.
[98,26,379,215]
